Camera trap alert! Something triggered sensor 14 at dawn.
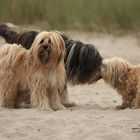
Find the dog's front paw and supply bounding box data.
[36,102,52,111]
[116,104,127,110]
[37,106,52,111]
[51,104,65,111]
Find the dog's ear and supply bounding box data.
[39,45,50,63]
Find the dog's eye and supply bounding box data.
[40,39,44,44]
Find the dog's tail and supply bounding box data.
[0,24,18,43]
[0,24,38,49]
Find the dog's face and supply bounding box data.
[30,31,66,67]
[101,57,131,86]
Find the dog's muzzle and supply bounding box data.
[39,44,51,63]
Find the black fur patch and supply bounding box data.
[0,24,38,49]
[65,40,103,84]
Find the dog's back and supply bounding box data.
[0,43,26,66]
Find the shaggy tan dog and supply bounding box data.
[0,31,72,111]
[101,57,140,109]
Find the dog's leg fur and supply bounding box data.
[0,80,17,108]
[14,91,30,108]
[48,87,65,111]
[59,83,76,107]
[134,93,140,108]
[30,87,51,111]
[116,93,134,109]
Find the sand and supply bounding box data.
[0,32,140,140]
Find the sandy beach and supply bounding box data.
[0,32,140,140]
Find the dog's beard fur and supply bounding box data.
[101,57,140,109]
[0,31,74,110]
[0,24,103,84]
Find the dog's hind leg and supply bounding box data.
[116,93,134,109]
[134,93,140,108]
[0,81,17,108]
[59,83,76,107]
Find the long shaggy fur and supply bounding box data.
[0,31,72,111]
[65,40,102,84]
[0,24,103,84]
[101,57,140,109]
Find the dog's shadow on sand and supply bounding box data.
[67,103,116,112]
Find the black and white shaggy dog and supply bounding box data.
[0,24,103,84]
